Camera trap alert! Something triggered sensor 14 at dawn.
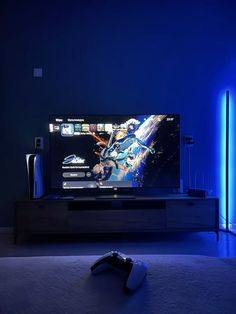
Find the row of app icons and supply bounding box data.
[50,123,114,136]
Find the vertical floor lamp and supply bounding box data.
[225,90,235,235]
[225,90,229,231]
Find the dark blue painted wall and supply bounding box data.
[1,0,236,226]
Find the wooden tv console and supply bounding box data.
[14,195,219,242]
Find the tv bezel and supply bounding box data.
[48,113,180,196]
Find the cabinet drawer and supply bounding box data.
[16,202,67,232]
[68,209,166,232]
[166,199,217,229]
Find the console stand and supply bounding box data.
[14,196,219,243]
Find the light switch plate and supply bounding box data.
[33,68,43,77]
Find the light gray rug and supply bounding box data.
[0,255,235,314]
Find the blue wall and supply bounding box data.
[1,0,236,227]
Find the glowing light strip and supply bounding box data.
[220,90,235,230]
[226,91,229,229]
[228,92,235,230]
[220,92,226,226]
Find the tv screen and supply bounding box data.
[49,114,180,191]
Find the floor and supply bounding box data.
[1,230,236,258]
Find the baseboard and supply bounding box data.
[0,227,13,234]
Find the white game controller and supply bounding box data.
[90,251,147,292]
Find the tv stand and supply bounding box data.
[14,195,219,243]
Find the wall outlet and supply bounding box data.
[184,135,194,147]
[35,137,44,150]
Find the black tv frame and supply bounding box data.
[48,114,180,198]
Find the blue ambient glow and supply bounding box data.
[228,92,235,230]
[220,90,235,230]
[220,92,226,226]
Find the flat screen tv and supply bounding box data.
[49,114,180,194]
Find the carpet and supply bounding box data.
[0,255,235,314]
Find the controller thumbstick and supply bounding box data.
[126,258,132,263]
[112,252,119,257]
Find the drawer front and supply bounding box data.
[166,199,217,229]
[16,202,68,232]
[68,209,166,232]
